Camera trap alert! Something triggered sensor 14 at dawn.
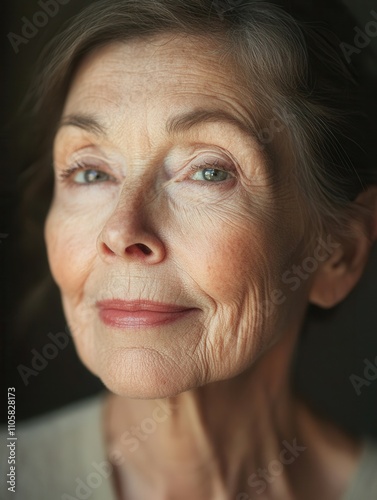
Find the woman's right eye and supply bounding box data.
[72,168,111,184]
[59,164,116,185]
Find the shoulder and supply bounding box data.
[0,391,116,500]
[293,399,369,499]
[15,391,104,434]
[8,391,106,459]
[342,437,377,500]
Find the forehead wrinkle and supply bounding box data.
[60,39,279,177]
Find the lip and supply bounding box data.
[96,300,197,328]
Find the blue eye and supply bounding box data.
[188,158,235,183]
[190,167,231,182]
[72,169,110,184]
[59,162,115,185]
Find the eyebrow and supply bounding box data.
[57,108,259,142]
[57,114,106,136]
[166,108,258,139]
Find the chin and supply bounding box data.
[92,346,201,399]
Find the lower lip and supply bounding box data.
[98,308,196,328]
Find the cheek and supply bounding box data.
[45,203,103,377]
[182,232,261,304]
[172,201,288,305]
[44,202,99,296]
[170,200,302,366]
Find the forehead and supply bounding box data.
[62,35,254,130]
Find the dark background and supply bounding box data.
[1,0,376,437]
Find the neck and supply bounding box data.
[102,327,360,500]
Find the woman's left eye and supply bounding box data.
[190,167,234,182]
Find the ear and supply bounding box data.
[309,186,377,309]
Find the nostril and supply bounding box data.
[135,243,152,255]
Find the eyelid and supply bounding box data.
[180,156,238,180]
[56,150,121,183]
[59,164,114,184]
[73,151,116,169]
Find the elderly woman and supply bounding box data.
[2,0,377,498]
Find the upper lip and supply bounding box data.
[95,299,193,312]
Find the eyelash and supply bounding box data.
[58,161,110,182]
[185,159,236,181]
[58,159,236,184]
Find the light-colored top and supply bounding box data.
[1,392,377,500]
[1,392,114,500]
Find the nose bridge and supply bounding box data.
[116,166,159,218]
[113,111,164,213]
[97,162,166,264]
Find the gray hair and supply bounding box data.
[27,0,377,248]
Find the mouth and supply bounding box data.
[95,299,198,328]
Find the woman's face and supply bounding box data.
[46,36,308,398]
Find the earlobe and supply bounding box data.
[309,185,377,309]
[309,243,348,309]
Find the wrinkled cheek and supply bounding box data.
[44,208,93,297]
[177,219,297,374]
[181,226,266,318]
[45,208,98,371]
[180,223,274,304]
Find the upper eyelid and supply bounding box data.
[183,150,238,171]
[54,151,124,177]
[194,157,235,170]
[57,150,234,167]
[69,151,118,167]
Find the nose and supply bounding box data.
[97,191,166,265]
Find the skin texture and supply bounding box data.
[45,35,376,499]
